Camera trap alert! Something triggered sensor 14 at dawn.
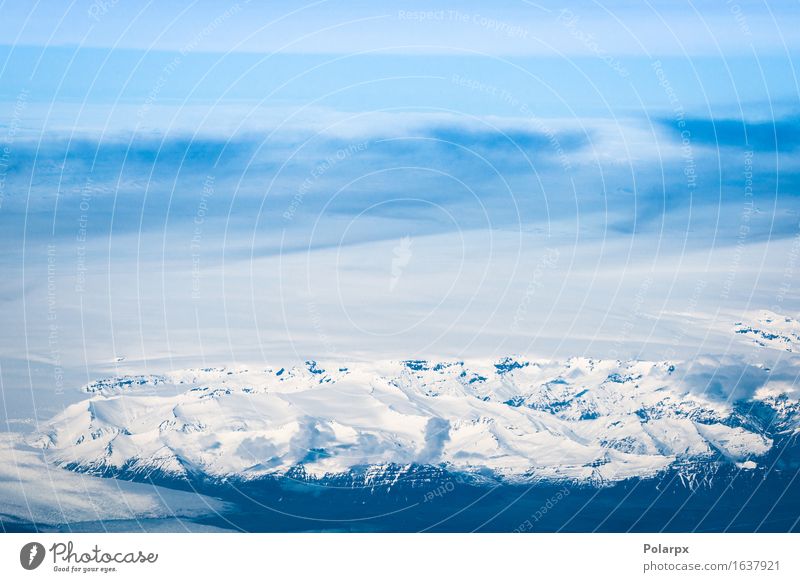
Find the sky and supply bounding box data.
[1,1,799,424]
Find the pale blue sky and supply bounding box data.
[1,0,798,56]
[1,1,796,245]
[1,1,799,420]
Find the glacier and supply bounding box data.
[31,357,796,487]
[0,433,231,532]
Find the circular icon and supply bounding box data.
[19,542,46,570]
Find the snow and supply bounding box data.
[733,310,800,353]
[31,358,778,484]
[0,433,228,527]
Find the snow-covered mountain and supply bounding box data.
[32,357,798,487]
[734,310,800,353]
[0,432,230,530]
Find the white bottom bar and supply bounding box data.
[1,533,796,581]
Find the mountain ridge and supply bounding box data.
[32,357,795,487]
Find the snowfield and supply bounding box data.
[30,357,787,485]
[733,310,800,353]
[0,433,228,528]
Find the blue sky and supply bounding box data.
[2,1,798,56]
[1,1,799,421]
[1,0,798,115]
[1,0,797,272]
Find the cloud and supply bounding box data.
[3,111,799,255]
[423,123,589,154]
[417,417,451,464]
[681,356,800,403]
[660,116,800,152]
